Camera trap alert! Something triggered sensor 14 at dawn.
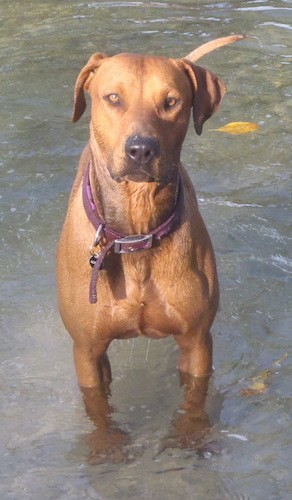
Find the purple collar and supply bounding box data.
[82,162,182,303]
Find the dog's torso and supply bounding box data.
[57,146,218,346]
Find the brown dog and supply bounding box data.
[57,35,244,396]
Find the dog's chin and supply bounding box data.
[113,169,159,183]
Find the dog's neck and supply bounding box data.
[88,137,179,235]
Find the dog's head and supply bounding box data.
[72,36,244,183]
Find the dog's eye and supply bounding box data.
[105,93,120,105]
[164,97,178,111]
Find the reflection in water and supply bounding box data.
[158,373,219,456]
[1,0,291,498]
[81,372,220,463]
[82,386,132,464]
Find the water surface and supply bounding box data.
[1,1,291,498]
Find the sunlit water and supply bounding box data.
[1,0,291,498]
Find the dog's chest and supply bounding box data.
[102,256,185,339]
[110,293,183,340]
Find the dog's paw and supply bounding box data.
[87,426,132,464]
[156,425,221,459]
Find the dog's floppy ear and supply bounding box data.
[72,53,108,123]
[181,60,226,135]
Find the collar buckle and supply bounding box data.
[114,234,153,254]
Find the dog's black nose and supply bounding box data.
[125,136,160,164]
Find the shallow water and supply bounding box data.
[1,0,291,498]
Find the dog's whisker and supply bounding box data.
[145,339,151,362]
[128,338,135,365]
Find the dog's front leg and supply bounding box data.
[81,386,131,463]
[156,332,218,453]
[73,341,112,389]
[175,330,213,378]
[75,345,131,463]
[174,373,210,446]
[159,373,220,455]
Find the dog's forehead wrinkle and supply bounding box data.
[100,53,184,94]
[96,56,143,95]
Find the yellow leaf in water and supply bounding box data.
[240,385,268,397]
[251,369,272,385]
[240,369,270,396]
[240,353,288,397]
[251,381,268,391]
[211,122,260,135]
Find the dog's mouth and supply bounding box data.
[110,155,180,185]
[113,169,160,183]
